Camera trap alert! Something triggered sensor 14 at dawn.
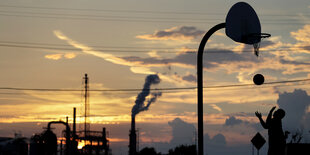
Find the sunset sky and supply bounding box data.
[0,0,310,154]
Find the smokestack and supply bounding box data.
[73,107,76,139]
[129,115,137,155]
[129,74,162,155]
[131,115,135,132]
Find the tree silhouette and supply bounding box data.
[168,145,197,155]
[138,147,161,155]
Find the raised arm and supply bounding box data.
[255,111,268,129]
[266,106,276,127]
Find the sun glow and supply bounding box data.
[77,140,85,150]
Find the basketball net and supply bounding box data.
[251,33,271,57]
[253,41,260,57]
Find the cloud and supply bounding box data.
[45,54,62,60]
[277,89,310,131]
[166,118,249,155]
[148,50,161,59]
[54,30,259,85]
[204,133,229,155]
[54,30,155,75]
[64,53,77,59]
[53,27,310,87]
[205,133,227,146]
[168,118,196,146]
[288,24,310,54]
[290,25,310,43]
[224,116,247,126]
[44,53,77,60]
[182,73,197,83]
[122,49,256,70]
[136,26,205,41]
[210,104,222,112]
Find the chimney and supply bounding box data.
[129,115,137,155]
[73,107,76,139]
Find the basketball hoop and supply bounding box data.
[246,33,271,56]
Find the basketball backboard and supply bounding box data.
[225,2,261,45]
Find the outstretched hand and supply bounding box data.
[270,106,276,113]
[255,111,262,118]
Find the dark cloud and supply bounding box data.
[259,40,277,48]
[224,116,248,126]
[182,74,197,82]
[157,26,204,38]
[279,58,310,65]
[222,116,264,133]
[303,45,310,51]
[204,133,229,155]
[137,26,205,41]
[277,89,310,131]
[168,118,195,146]
[210,133,227,146]
[167,118,232,155]
[122,49,258,70]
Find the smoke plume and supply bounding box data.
[131,74,161,117]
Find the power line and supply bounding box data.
[0,4,217,15]
[0,42,307,54]
[0,43,187,53]
[0,13,222,24]
[0,10,304,22]
[0,78,309,92]
[0,4,309,17]
[0,11,307,25]
[0,10,224,21]
[2,79,309,95]
[0,40,307,50]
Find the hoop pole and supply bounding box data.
[197,23,225,155]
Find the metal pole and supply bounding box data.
[197,23,225,155]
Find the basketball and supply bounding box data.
[253,74,264,85]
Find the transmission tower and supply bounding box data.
[83,73,90,137]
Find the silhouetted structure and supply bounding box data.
[129,75,161,155]
[77,74,110,155]
[129,116,137,155]
[197,2,270,155]
[29,107,109,155]
[30,130,57,155]
[83,74,90,138]
[138,147,160,155]
[30,121,69,155]
[286,143,310,155]
[255,106,286,155]
[0,136,28,155]
[168,145,197,155]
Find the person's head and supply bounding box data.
[273,109,285,120]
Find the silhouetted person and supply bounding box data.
[255,106,286,155]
